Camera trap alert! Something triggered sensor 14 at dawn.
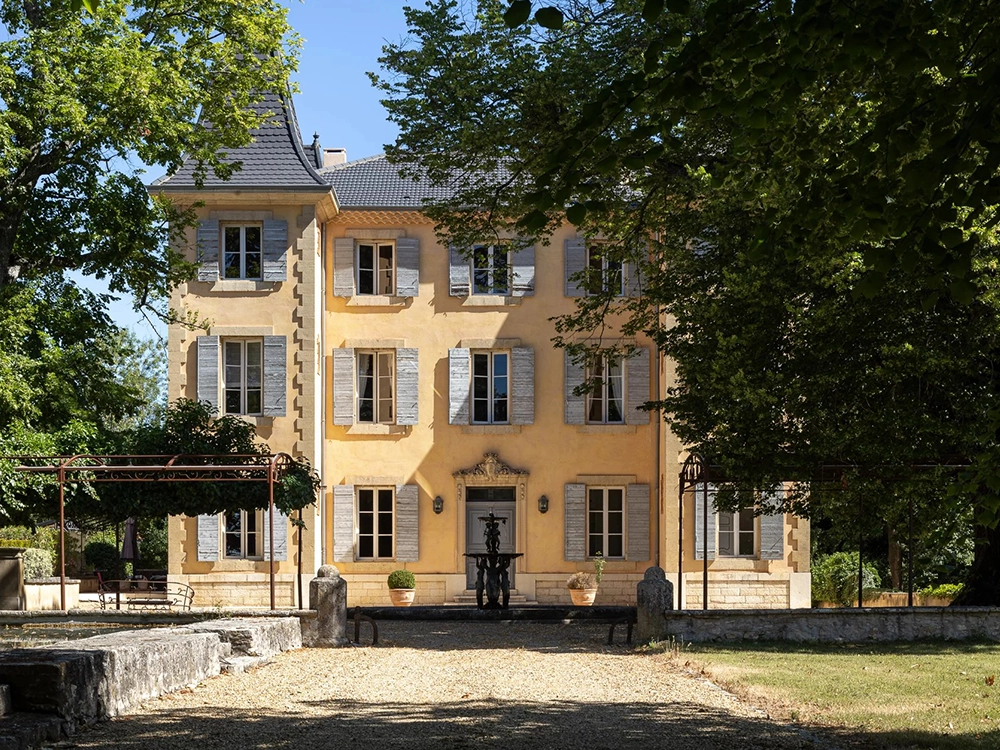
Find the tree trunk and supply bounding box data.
[952,522,1000,606]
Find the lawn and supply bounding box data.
[680,641,1000,749]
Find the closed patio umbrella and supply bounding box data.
[121,518,140,565]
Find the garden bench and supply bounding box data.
[97,579,195,612]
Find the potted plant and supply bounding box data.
[567,554,604,606]
[387,569,416,606]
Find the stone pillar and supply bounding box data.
[0,548,25,610]
[636,566,674,643]
[307,565,348,647]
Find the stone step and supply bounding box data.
[451,591,529,605]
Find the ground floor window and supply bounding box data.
[224,509,262,559]
[718,509,755,557]
[358,487,394,559]
[587,486,624,558]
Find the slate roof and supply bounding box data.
[153,91,329,191]
[319,155,460,210]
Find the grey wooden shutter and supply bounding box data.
[627,483,650,562]
[511,347,535,425]
[448,348,471,424]
[694,483,716,561]
[262,336,287,417]
[196,515,219,562]
[196,220,220,282]
[624,257,643,298]
[718,512,735,556]
[262,509,288,562]
[395,348,419,425]
[333,485,355,562]
[511,245,535,296]
[626,347,651,425]
[564,238,586,297]
[196,336,220,416]
[333,238,355,297]
[395,237,420,297]
[395,484,419,562]
[564,483,586,561]
[262,219,288,282]
[759,487,786,560]
[333,348,355,425]
[564,350,585,425]
[449,245,470,296]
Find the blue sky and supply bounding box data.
[106,0,415,336]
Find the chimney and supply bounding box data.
[323,148,347,167]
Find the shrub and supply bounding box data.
[138,519,168,569]
[567,571,597,589]
[919,583,964,600]
[387,570,415,589]
[812,551,881,607]
[22,548,54,580]
[84,540,119,575]
[0,539,32,548]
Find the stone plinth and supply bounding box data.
[306,565,348,647]
[0,548,26,610]
[636,566,674,643]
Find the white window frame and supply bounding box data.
[223,509,263,560]
[587,244,624,296]
[221,224,263,280]
[587,486,625,560]
[471,244,511,295]
[356,486,395,560]
[356,350,395,424]
[471,350,510,425]
[356,241,396,295]
[586,354,625,424]
[718,509,756,558]
[223,339,263,416]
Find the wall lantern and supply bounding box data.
[538,494,549,514]
[433,495,444,514]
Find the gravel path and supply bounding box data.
[71,622,820,749]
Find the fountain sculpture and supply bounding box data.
[466,511,523,609]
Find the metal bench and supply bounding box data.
[97,579,195,612]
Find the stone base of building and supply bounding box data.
[673,571,811,609]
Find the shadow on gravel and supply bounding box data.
[361,621,638,653]
[69,699,1000,750]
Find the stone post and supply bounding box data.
[307,565,348,647]
[0,548,26,610]
[636,566,674,643]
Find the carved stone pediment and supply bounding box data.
[453,453,528,481]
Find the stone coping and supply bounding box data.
[0,608,316,626]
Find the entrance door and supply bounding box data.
[465,487,515,590]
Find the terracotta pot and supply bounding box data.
[568,588,598,606]
[389,588,416,606]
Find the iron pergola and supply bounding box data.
[8,453,298,611]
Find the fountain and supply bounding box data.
[465,511,523,609]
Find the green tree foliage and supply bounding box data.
[374,0,1000,603]
[811,552,881,608]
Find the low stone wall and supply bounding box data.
[176,573,301,608]
[662,607,1000,643]
[24,579,80,611]
[683,573,791,609]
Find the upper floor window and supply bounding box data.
[718,509,755,557]
[357,242,395,295]
[588,486,625,559]
[472,245,510,295]
[472,351,509,424]
[222,225,262,280]
[588,244,624,296]
[357,350,395,424]
[223,339,262,415]
[224,509,262,559]
[586,355,625,424]
[357,486,395,560]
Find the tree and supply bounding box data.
[373,0,1000,603]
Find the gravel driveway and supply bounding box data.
[71,621,820,749]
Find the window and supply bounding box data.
[588,244,623,296]
[357,487,394,559]
[472,244,510,295]
[357,242,395,295]
[224,510,262,559]
[586,355,624,424]
[356,351,395,424]
[223,340,263,415]
[588,487,624,558]
[719,509,755,557]
[222,225,262,280]
[472,351,509,424]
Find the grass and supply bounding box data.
[679,641,1000,749]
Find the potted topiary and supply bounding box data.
[387,569,416,606]
[567,554,604,606]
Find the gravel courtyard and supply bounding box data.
[72,622,820,749]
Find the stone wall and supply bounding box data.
[661,607,1000,643]
[532,574,643,605]
[342,574,447,606]
[683,572,790,609]
[179,574,301,609]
